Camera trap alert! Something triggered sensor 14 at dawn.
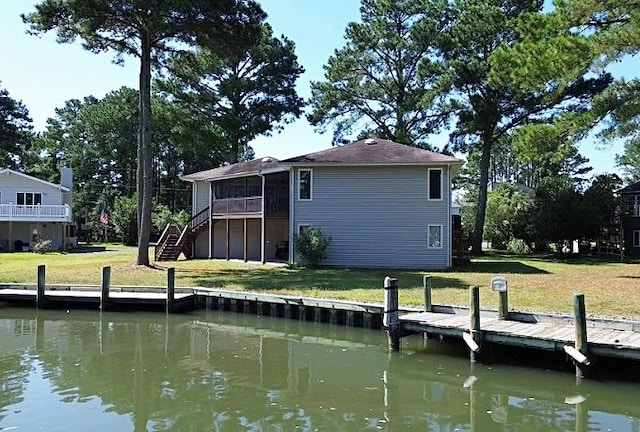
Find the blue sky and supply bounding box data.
[0,0,637,176]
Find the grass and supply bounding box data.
[1,245,640,318]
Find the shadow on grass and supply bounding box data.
[453,260,549,275]
[180,267,469,292]
[67,245,107,253]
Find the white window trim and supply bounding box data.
[427,168,443,201]
[16,192,42,206]
[297,168,313,201]
[634,230,640,248]
[428,224,444,249]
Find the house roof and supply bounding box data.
[182,139,463,182]
[0,168,70,192]
[618,180,640,194]
[281,138,462,165]
[181,157,281,182]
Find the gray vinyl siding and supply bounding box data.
[0,174,64,205]
[194,227,209,258]
[192,180,210,214]
[292,166,451,269]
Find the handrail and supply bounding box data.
[189,207,210,232]
[154,223,178,261]
[0,204,72,221]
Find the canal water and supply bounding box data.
[0,308,639,431]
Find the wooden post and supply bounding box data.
[101,266,111,311]
[423,275,432,312]
[384,277,400,351]
[167,267,175,313]
[243,218,248,262]
[346,310,354,327]
[574,293,589,379]
[298,304,306,321]
[329,309,338,325]
[363,312,372,329]
[498,290,508,320]
[469,285,481,362]
[314,307,322,323]
[36,265,46,309]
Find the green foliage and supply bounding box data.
[32,239,53,254]
[506,238,531,255]
[152,203,190,234]
[24,0,266,266]
[528,174,622,250]
[439,0,610,254]
[491,0,640,178]
[484,184,532,250]
[160,23,305,164]
[294,226,331,268]
[582,174,622,240]
[308,0,451,147]
[0,84,33,169]
[112,195,138,246]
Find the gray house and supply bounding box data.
[165,139,462,269]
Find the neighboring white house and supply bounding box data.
[175,139,463,269]
[0,167,75,252]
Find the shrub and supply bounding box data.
[507,238,531,255]
[33,239,53,254]
[294,226,331,268]
[112,195,138,246]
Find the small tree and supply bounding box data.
[294,226,331,268]
[112,195,138,246]
[152,203,190,237]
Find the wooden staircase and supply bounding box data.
[154,207,210,261]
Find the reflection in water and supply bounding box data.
[0,308,639,431]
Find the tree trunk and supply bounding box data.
[472,137,492,255]
[136,34,153,266]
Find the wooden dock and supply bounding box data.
[3,265,640,377]
[399,310,640,361]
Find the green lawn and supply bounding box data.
[1,245,639,318]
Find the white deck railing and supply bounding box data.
[0,204,72,222]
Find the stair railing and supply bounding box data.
[154,224,180,261]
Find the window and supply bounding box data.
[634,231,640,248]
[246,177,261,197]
[428,225,443,249]
[16,192,42,206]
[298,169,312,201]
[214,181,229,199]
[298,224,311,235]
[428,169,442,200]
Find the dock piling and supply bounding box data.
[423,276,432,312]
[498,291,508,320]
[467,285,481,362]
[167,267,175,313]
[572,293,590,379]
[384,276,400,351]
[36,265,46,309]
[101,266,111,311]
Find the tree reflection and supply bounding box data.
[0,309,638,431]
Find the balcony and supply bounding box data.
[0,204,72,223]
[212,197,262,216]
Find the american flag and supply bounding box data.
[100,208,109,225]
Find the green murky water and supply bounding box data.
[0,307,639,431]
